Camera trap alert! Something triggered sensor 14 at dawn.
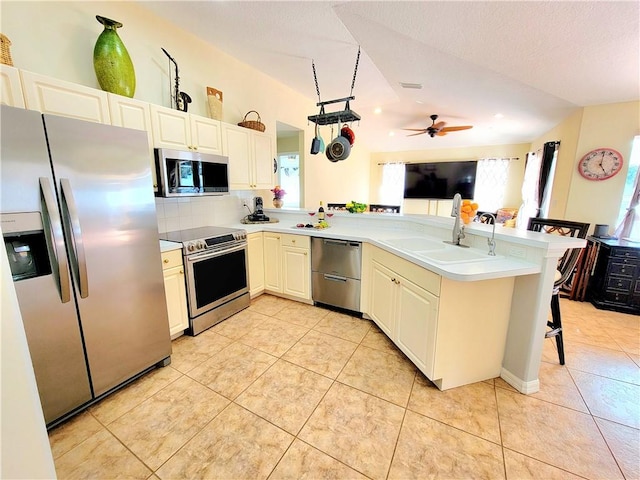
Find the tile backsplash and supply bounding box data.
[155,192,261,233]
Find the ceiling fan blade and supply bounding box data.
[436,131,448,136]
[402,128,429,132]
[406,131,427,137]
[433,121,446,130]
[440,125,473,132]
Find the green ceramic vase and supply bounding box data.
[93,15,136,98]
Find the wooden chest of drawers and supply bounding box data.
[587,237,640,315]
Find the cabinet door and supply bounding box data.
[150,104,190,150]
[369,260,397,338]
[396,277,438,377]
[163,264,189,338]
[252,133,275,189]
[223,123,252,189]
[282,245,310,300]
[190,115,222,154]
[263,233,282,292]
[0,65,25,107]
[20,70,110,123]
[247,232,265,297]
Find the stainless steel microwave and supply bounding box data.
[154,148,230,197]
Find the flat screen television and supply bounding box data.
[403,161,477,199]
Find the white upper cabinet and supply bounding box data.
[150,104,222,155]
[108,93,156,189]
[108,94,153,148]
[0,65,25,108]
[222,122,274,190]
[20,70,110,123]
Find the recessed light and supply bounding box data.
[374,107,382,114]
[494,113,504,119]
[388,131,395,137]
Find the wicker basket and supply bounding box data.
[1,33,13,66]
[238,110,265,132]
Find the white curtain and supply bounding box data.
[615,167,640,239]
[379,162,405,205]
[516,152,541,230]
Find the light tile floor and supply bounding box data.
[49,295,640,479]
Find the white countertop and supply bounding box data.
[160,239,182,253]
[222,208,580,282]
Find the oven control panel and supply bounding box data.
[185,231,247,253]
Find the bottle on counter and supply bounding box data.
[318,201,325,221]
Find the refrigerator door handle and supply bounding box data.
[39,177,71,303]
[60,178,89,298]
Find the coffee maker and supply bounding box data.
[248,196,269,222]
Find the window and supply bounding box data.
[378,162,405,206]
[615,136,640,240]
[474,158,511,212]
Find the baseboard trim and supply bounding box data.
[500,368,540,394]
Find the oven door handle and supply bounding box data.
[186,243,247,262]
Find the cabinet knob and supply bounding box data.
[180,269,183,274]
[292,239,296,243]
[163,258,169,263]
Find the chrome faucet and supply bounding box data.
[445,193,467,247]
[478,212,497,256]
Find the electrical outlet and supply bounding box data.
[509,246,526,259]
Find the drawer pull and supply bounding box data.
[163,258,169,263]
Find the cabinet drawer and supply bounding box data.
[603,290,630,304]
[605,276,633,292]
[281,233,310,249]
[611,248,640,260]
[161,250,183,270]
[609,261,637,277]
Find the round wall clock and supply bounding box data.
[578,147,624,181]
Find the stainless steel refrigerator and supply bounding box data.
[1,105,171,427]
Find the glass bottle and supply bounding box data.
[318,201,325,221]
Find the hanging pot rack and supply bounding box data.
[307,46,361,126]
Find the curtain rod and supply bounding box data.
[377,157,520,166]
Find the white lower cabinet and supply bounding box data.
[247,232,265,297]
[363,244,514,390]
[161,250,189,339]
[263,232,311,301]
[369,257,439,377]
[263,232,282,292]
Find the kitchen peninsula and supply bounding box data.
[231,208,586,394]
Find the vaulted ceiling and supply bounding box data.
[141,1,639,152]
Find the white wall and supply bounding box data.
[530,101,640,230]
[0,1,371,209]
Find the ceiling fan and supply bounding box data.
[404,114,473,137]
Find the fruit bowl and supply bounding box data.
[460,200,479,224]
[346,201,367,213]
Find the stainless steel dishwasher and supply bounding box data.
[311,237,362,312]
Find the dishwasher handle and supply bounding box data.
[323,273,348,282]
[324,239,360,248]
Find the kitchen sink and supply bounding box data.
[381,237,445,252]
[416,248,502,264]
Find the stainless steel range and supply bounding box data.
[160,226,250,335]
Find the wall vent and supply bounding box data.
[400,82,423,89]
